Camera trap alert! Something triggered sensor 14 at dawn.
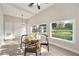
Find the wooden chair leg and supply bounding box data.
[24,49,26,56]
[48,45,49,52]
[24,43,27,56]
[36,51,37,56]
[24,47,26,56]
[40,47,41,55]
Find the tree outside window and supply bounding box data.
[51,20,73,41]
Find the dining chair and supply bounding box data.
[40,34,49,52]
[20,34,28,49]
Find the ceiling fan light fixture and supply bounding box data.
[37,3,40,9]
[28,3,34,7]
[28,3,41,10]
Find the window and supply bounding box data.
[31,25,39,36]
[51,20,73,41]
[39,24,47,34]
[38,24,47,41]
[32,25,38,33]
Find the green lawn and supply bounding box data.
[52,30,72,41]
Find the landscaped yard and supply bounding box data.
[52,30,72,41]
[51,20,73,41]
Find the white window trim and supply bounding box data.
[50,19,76,43]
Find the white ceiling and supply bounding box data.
[2,3,53,19]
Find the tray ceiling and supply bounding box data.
[2,3,53,19]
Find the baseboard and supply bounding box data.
[50,42,79,55]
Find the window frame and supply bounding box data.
[39,24,47,34]
[50,19,76,43]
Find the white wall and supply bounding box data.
[4,15,28,40]
[2,4,33,19]
[0,4,4,47]
[28,3,79,54]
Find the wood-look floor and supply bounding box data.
[0,39,79,56]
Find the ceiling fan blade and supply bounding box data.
[28,3,34,7]
[37,3,40,10]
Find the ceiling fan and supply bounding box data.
[28,3,40,10]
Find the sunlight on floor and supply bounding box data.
[0,55,9,56]
[41,47,47,53]
[0,48,6,52]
